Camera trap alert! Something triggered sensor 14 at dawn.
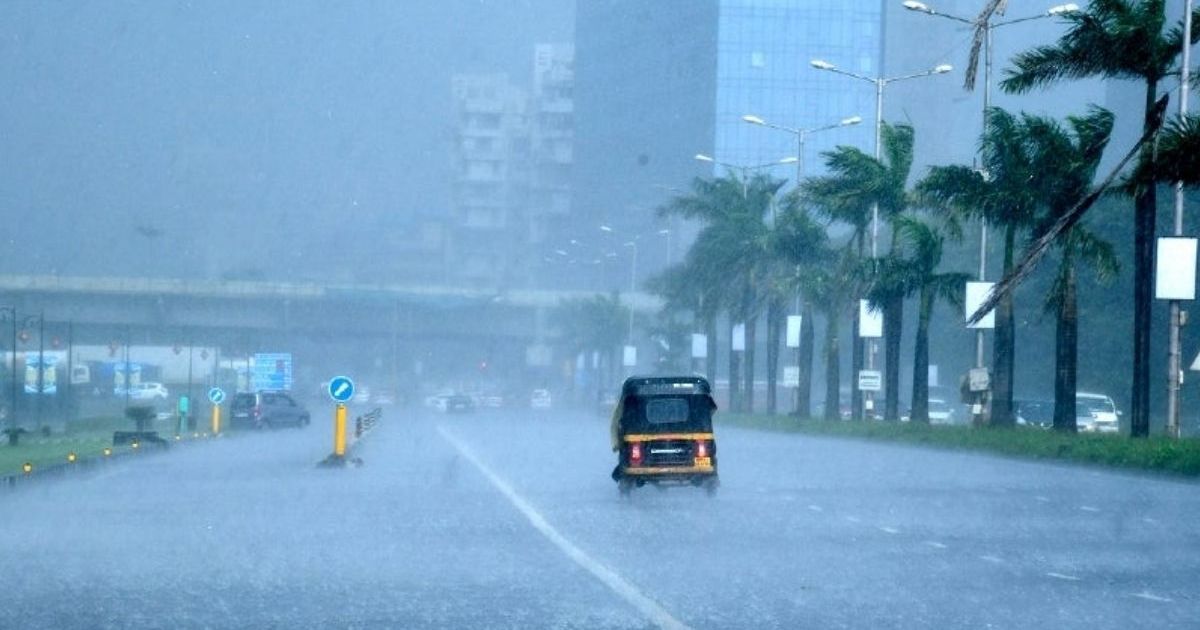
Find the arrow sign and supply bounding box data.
[207,387,226,405]
[328,376,355,403]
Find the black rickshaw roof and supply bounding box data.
[620,376,711,397]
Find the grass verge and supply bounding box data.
[0,415,180,476]
[719,414,1200,477]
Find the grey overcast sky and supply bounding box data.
[0,1,573,281]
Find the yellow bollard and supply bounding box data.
[333,403,347,457]
[211,404,221,436]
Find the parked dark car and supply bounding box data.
[231,391,311,429]
[1015,399,1054,429]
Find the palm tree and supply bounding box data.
[658,173,781,412]
[1152,113,1200,183]
[890,217,970,423]
[803,123,917,421]
[917,108,1044,427]
[1024,107,1119,432]
[770,202,832,418]
[1000,0,1200,437]
[551,292,629,391]
[805,248,861,421]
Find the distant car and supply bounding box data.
[531,389,552,409]
[230,391,311,429]
[1016,399,1054,429]
[900,398,958,424]
[444,394,474,413]
[1076,392,1119,433]
[128,382,169,401]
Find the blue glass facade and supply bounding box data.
[713,0,881,180]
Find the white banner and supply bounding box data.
[1156,237,1198,300]
[858,300,883,338]
[965,282,996,329]
[783,366,800,387]
[928,364,939,388]
[691,334,708,359]
[622,345,637,367]
[732,324,746,351]
[786,315,802,348]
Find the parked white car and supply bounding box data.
[1076,392,1119,433]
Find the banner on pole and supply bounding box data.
[786,316,802,348]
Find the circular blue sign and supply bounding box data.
[328,376,355,403]
[208,387,226,405]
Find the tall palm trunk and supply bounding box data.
[824,311,841,421]
[911,287,934,424]
[1053,256,1078,433]
[705,314,718,382]
[1130,78,1159,438]
[744,312,758,414]
[795,300,816,418]
[992,225,1017,426]
[851,236,864,420]
[728,317,741,412]
[884,294,903,422]
[766,299,782,415]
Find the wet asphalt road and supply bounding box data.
[1,407,1197,629]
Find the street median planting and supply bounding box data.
[718,414,1200,477]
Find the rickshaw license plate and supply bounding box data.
[694,456,712,467]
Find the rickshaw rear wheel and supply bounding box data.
[704,477,719,497]
[618,478,634,497]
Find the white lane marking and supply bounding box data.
[1046,572,1081,582]
[1079,506,1100,513]
[980,555,1003,564]
[1142,517,1158,525]
[845,516,861,523]
[1132,591,1173,603]
[438,427,691,630]
[878,526,900,535]
[1035,496,1051,503]
[807,504,823,513]
[924,541,948,549]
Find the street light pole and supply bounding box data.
[625,240,638,343]
[811,57,952,418]
[1167,0,1193,438]
[906,0,1080,422]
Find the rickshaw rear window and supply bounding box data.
[645,398,690,424]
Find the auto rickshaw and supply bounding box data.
[610,376,719,496]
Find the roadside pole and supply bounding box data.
[333,404,347,458]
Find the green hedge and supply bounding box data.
[718,414,1200,477]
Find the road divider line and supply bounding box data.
[924,541,948,549]
[1046,572,1081,582]
[437,426,691,630]
[1132,591,1173,603]
[807,504,823,513]
[1079,506,1100,513]
[878,526,900,535]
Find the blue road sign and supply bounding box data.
[328,376,355,403]
[208,387,226,405]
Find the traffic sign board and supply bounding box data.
[208,387,226,405]
[328,376,355,403]
[858,370,882,392]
